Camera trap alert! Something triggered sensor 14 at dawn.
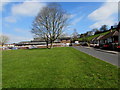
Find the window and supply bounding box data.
[107,38,112,43]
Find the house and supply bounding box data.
[90,29,119,50]
[90,35,104,47]
[99,30,119,50]
[59,37,71,46]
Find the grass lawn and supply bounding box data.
[2,47,118,88]
[78,30,110,41]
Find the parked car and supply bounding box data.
[93,43,99,48]
[12,47,18,50]
[116,45,120,51]
[80,42,88,46]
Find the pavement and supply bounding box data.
[83,46,119,54]
[72,46,119,67]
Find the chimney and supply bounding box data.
[117,21,120,31]
[110,26,113,32]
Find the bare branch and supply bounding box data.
[31,3,69,48]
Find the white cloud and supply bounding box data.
[4,16,16,23]
[88,2,118,21]
[15,28,25,33]
[88,1,118,28]
[69,14,77,19]
[1,28,33,43]
[72,16,83,25]
[11,2,46,16]
[14,28,31,35]
[105,0,119,2]
[89,18,116,28]
[71,16,84,25]
[3,28,33,43]
[69,7,84,26]
[4,1,46,23]
[5,33,32,43]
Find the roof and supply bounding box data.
[32,38,45,42]
[113,31,119,36]
[16,42,46,45]
[91,36,99,41]
[100,30,118,40]
[17,40,46,45]
[59,37,71,40]
[91,35,104,41]
[97,35,104,40]
[19,41,31,44]
[54,39,61,42]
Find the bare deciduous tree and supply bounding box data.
[31,3,69,48]
[72,29,78,40]
[59,32,69,38]
[0,35,9,46]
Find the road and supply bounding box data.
[72,46,119,67]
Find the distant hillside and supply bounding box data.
[78,29,116,42]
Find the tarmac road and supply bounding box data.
[73,46,119,67]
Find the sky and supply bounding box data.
[1,0,119,43]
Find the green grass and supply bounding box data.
[78,31,110,41]
[2,47,118,88]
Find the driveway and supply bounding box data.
[72,46,119,67]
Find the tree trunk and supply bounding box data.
[1,43,4,50]
[2,43,4,47]
[46,41,49,49]
[50,40,53,49]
